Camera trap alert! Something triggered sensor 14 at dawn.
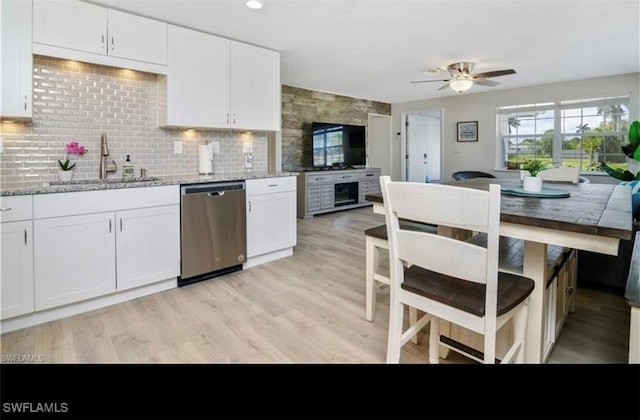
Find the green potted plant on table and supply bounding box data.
[600,120,640,181]
[521,158,550,193]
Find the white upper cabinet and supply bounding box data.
[106,9,167,65]
[230,41,281,131]
[32,0,167,74]
[1,0,33,120]
[161,25,230,128]
[160,26,280,131]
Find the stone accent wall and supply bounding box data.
[0,56,267,184]
[281,85,391,170]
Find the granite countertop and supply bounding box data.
[0,171,299,196]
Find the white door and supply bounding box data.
[1,221,34,319]
[115,205,180,291]
[404,110,442,182]
[367,114,392,177]
[34,213,116,310]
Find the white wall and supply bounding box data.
[391,73,640,183]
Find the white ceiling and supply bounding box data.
[86,0,640,104]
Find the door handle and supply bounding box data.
[207,191,225,197]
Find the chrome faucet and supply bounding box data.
[99,133,117,179]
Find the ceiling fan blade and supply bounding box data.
[410,79,450,84]
[437,83,451,91]
[472,69,516,79]
[474,79,500,87]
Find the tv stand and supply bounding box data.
[296,168,381,219]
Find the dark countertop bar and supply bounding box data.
[0,171,298,196]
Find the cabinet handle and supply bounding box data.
[120,218,122,232]
[232,113,236,124]
[101,35,105,50]
[248,200,252,212]
[24,95,27,111]
[109,219,112,233]
[24,229,27,245]
[226,113,230,124]
[0,207,11,212]
[268,184,278,187]
[567,287,574,295]
[111,36,114,52]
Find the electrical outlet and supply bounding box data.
[174,141,183,154]
[212,141,220,154]
[243,142,253,154]
[245,154,253,168]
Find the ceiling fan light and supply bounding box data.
[246,0,263,9]
[450,79,473,93]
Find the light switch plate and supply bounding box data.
[174,141,183,154]
[243,142,253,154]
[212,141,220,154]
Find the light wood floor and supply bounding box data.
[0,207,631,363]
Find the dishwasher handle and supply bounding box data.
[181,182,245,196]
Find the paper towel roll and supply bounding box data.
[199,144,214,175]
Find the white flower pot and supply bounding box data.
[523,175,543,193]
[627,156,640,176]
[58,170,74,182]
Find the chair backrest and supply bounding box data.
[452,171,496,181]
[379,176,501,318]
[519,166,579,183]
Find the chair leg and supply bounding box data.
[386,300,404,363]
[365,236,377,321]
[409,307,420,344]
[428,317,440,364]
[513,301,529,364]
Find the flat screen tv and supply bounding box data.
[312,122,366,169]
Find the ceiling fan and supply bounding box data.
[411,62,516,93]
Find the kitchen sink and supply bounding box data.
[48,176,160,186]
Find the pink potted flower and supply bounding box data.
[57,141,88,181]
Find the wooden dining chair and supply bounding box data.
[379,176,535,364]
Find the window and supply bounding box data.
[497,96,630,172]
[313,126,344,167]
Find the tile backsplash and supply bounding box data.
[0,56,267,184]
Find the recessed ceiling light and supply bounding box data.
[246,1,263,9]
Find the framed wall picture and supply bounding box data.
[457,121,478,142]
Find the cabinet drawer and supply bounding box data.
[34,185,179,219]
[0,196,33,222]
[360,171,380,180]
[246,176,296,195]
[307,174,334,184]
[335,173,358,182]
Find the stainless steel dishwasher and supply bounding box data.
[178,181,246,286]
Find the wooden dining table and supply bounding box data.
[365,178,633,363]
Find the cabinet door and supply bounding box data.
[247,192,296,258]
[34,213,116,310]
[33,0,107,55]
[1,221,34,319]
[230,41,280,131]
[164,25,230,128]
[107,9,167,65]
[1,0,32,119]
[115,205,180,291]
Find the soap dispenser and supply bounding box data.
[122,155,134,179]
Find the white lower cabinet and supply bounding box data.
[115,205,180,291]
[33,186,180,311]
[34,212,116,310]
[246,177,296,261]
[1,221,34,319]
